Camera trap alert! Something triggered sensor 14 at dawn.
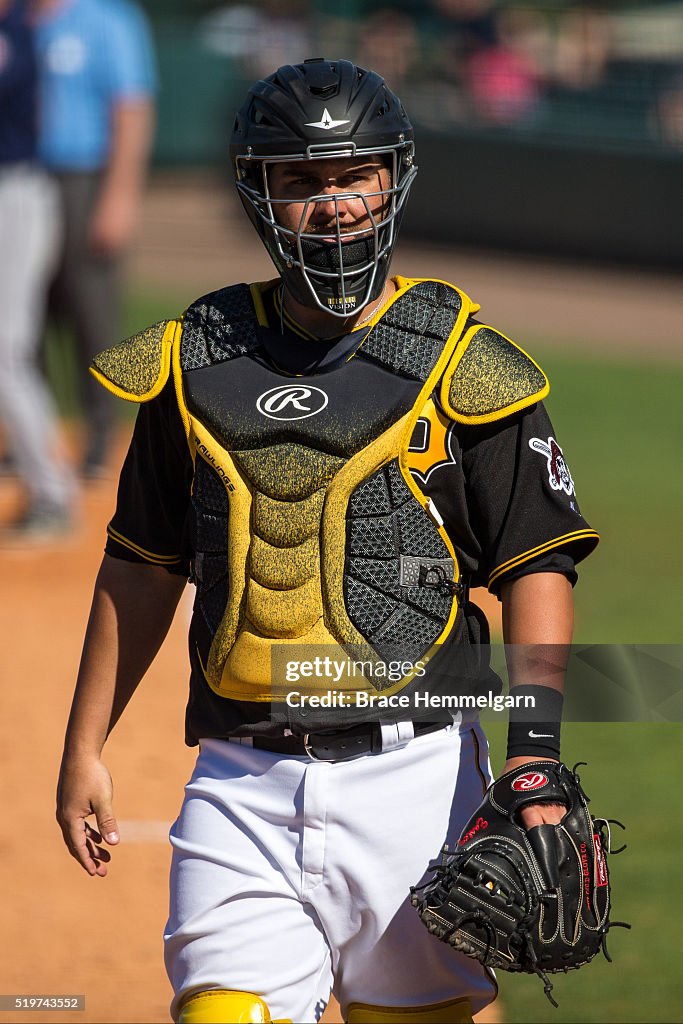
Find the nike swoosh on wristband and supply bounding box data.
[528,730,554,738]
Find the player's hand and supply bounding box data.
[502,755,567,829]
[88,188,137,255]
[56,755,120,877]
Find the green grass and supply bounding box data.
[516,345,683,644]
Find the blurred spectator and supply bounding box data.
[198,0,312,78]
[356,9,421,93]
[428,0,543,127]
[0,0,74,540]
[464,6,545,126]
[34,0,156,479]
[652,70,683,148]
[553,3,612,91]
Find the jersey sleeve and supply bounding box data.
[104,1,157,99]
[105,378,193,575]
[460,401,599,593]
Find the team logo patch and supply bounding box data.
[256,385,328,421]
[511,771,549,792]
[529,436,575,496]
[407,400,457,485]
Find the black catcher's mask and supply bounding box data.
[230,58,417,317]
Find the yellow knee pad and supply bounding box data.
[346,996,473,1023]
[177,989,292,1024]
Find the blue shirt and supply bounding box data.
[0,1,38,163]
[36,0,156,171]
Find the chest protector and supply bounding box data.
[92,278,548,703]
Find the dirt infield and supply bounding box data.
[1,174,680,1024]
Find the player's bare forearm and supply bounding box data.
[57,555,185,875]
[90,98,154,253]
[501,571,573,689]
[500,572,574,826]
[63,554,185,753]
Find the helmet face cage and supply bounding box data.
[230,59,418,318]
[235,144,416,316]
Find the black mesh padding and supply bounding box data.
[192,459,230,633]
[358,281,462,382]
[405,586,453,619]
[348,557,402,599]
[386,458,412,508]
[194,511,227,554]
[359,324,439,382]
[382,296,434,335]
[373,606,444,664]
[347,515,397,559]
[347,470,392,518]
[193,457,230,514]
[181,318,211,371]
[344,460,456,660]
[428,305,461,338]
[181,285,260,371]
[198,552,228,592]
[346,578,400,634]
[396,502,449,559]
[199,577,230,634]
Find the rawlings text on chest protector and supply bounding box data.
[180,281,470,701]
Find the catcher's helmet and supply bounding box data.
[230,58,417,317]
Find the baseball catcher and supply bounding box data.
[57,57,614,1024]
[412,760,629,1006]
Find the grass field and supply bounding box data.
[45,289,683,1023]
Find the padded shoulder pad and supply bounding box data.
[180,283,261,370]
[90,319,177,402]
[440,324,549,424]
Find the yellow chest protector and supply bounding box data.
[92,278,548,703]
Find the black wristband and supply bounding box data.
[506,684,563,761]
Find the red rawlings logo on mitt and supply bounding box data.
[511,772,549,792]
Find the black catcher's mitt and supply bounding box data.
[411,761,629,1005]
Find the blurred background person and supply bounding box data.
[34,0,156,479]
[355,8,421,93]
[0,0,74,540]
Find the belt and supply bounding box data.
[242,720,448,762]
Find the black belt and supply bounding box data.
[248,720,448,762]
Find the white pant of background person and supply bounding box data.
[165,720,497,1023]
[0,165,73,511]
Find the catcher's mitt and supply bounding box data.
[411,761,629,1005]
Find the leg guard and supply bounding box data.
[346,996,473,1023]
[177,989,292,1024]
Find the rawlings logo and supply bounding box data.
[511,772,549,792]
[459,816,488,845]
[256,385,328,421]
[593,834,608,887]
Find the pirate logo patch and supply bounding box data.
[529,436,575,496]
[407,399,457,485]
